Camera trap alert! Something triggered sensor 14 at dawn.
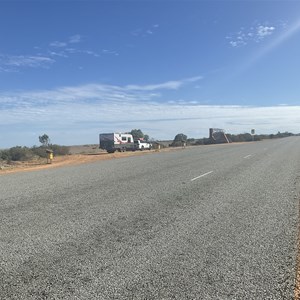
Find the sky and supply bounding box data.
[1,0,300,148]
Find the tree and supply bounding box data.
[130,129,145,140]
[39,134,50,147]
[171,133,187,147]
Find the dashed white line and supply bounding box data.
[191,171,213,182]
[244,155,252,159]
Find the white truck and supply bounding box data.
[134,139,152,150]
[99,133,135,153]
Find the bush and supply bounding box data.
[0,149,10,161]
[32,145,70,157]
[171,133,187,147]
[0,144,70,162]
[31,146,48,158]
[50,144,70,156]
[8,146,34,161]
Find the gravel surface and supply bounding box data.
[1,138,299,299]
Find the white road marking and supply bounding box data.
[191,171,213,182]
[244,155,252,159]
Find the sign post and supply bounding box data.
[251,129,255,141]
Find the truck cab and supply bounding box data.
[134,139,152,150]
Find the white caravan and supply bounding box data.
[99,133,135,153]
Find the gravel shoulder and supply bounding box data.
[0,149,160,175]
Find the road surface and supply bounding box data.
[1,138,300,299]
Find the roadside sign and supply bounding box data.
[251,129,255,135]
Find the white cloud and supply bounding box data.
[48,35,102,57]
[50,41,67,48]
[69,34,82,43]
[125,76,203,91]
[131,24,160,37]
[232,19,300,75]
[227,22,276,47]
[50,35,82,48]
[257,26,275,38]
[0,55,55,70]
[102,49,119,56]
[0,34,105,73]
[48,51,68,58]
[0,78,299,147]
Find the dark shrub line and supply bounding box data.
[0,145,70,162]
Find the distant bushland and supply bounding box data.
[178,131,297,146]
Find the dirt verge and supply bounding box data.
[0,149,164,175]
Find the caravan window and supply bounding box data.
[122,136,127,141]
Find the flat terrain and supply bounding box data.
[1,138,300,299]
[0,147,158,174]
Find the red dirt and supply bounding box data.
[0,150,162,175]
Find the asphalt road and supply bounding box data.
[1,138,300,299]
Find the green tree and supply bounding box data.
[171,133,187,147]
[130,129,145,140]
[39,134,50,147]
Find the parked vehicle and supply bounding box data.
[134,139,152,150]
[99,133,135,153]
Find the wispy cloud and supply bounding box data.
[232,18,300,75]
[49,41,67,48]
[131,24,159,37]
[48,34,102,57]
[102,49,119,56]
[227,22,277,47]
[256,25,275,38]
[0,54,55,71]
[49,35,118,58]
[0,77,299,147]
[0,76,202,109]
[69,34,82,44]
[125,76,203,91]
[0,33,117,72]
[50,34,83,48]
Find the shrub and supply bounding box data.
[31,145,70,157]
[50,144,70,156]
[0,144,70,162]
[31,146,48,158]
[171,133,187,147]
[8,146,34,161]
[0,149,10,161]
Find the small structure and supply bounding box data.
[151,141,162,150]
[46,149,53,164]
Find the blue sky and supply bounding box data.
[1,0,300,148]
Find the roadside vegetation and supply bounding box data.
[0,131,297,163]
[171,131,297,147]
[0,134,70,163]
[129,129,150,141]
[0,145,70,163]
